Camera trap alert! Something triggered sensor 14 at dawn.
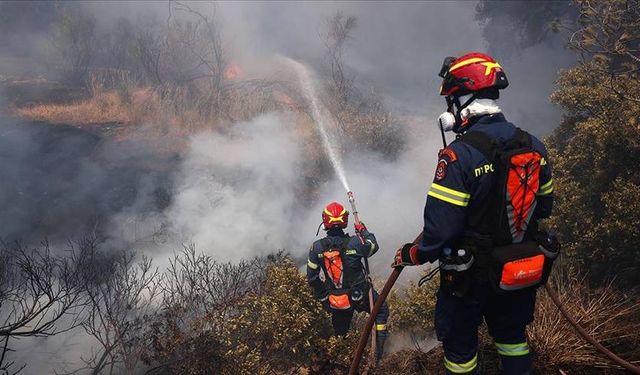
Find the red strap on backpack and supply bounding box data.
[506,151,542,242]
[459,128,544,245]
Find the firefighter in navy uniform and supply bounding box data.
[307,202,389,359]
[392,52,558,374]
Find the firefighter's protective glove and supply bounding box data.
[391,243,420,268]
[354,222,367,235]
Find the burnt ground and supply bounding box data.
[0,114,178,243]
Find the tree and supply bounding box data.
[0,241,85,374]
[475,0,578,56]
[221,256,349,374]
[70,238,160,375]
[154,1,229,120]
[320,11,405,160]
[141,245,258,374]
[545,0,640,287]
[323,11,357,111]
[141,251,355,374]
[49,5,97,86]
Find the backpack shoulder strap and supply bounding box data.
[457,131,500,241]
[319,238,332,251]
[507,128,533,149]
[457,131,496,161]
[320,236,350,252]
[342,236,352,250]
[459,128,533,158]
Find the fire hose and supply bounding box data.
[544,284,640,374]
[348,231,640,375]
[347,191,378,363]
[348,232,423,375]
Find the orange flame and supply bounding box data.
[223,63,243,80]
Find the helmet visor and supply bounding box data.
[438,56,457,78]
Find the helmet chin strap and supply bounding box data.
[448,93,479,133]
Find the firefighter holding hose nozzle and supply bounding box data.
[391,52,560,374]
[307,201,389,360]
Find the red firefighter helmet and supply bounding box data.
[438,52,508,97]
[322,202,348,230]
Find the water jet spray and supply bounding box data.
[287,58,351,192]
[289,57,383,368]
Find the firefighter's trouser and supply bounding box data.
[331,289,389,350]
[435,283,536,374]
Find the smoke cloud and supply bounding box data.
[107,113,304,264]
[68,1,574,133]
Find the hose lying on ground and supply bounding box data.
[348,266,403,375]
[348,232,423,375]
[544,284,640,374]
[349,231,640,374]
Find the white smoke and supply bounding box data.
[108,113,304,264]
[166,113,302,262]
[107,106,439,277]
[296,116,443,280]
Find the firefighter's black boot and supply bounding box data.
[376,334,387,362]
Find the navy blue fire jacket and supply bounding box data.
[307,228,379,299]
[416,113,554,263]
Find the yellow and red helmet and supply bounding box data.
[438,52,508,97]
[322,202,349,230]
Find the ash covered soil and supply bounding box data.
[0,114,178,242]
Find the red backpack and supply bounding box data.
[459,128,555,291]
[319,237,354,310]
